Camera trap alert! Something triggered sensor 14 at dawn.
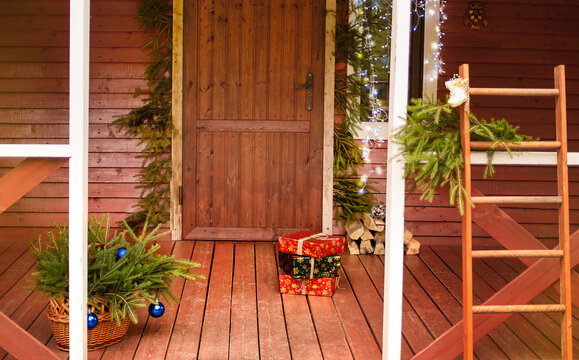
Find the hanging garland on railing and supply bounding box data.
[113,0,173,228]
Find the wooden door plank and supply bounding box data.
[294,134,309,228]
[267,0,283,121]
[229,243,259,360]
[198,241,234,360]
[211,133,227,227]
[280,0,296,120]
[226,133,240,227]
[253,0,268,120]
[340,254,383,348]
[405,252,510,360]
[412,237,579,360]
[308,296,353,360]
[0,311,60,360]
[418,246,539,360]
[239,133,254,227]
[254,242,291,360]
[196,132,212,228]
[267,133,282,228]
[225,0,241,120]
[253,133,267,227]
[281,295,323,359]
[165,241,213,359]
[332,267,383,359]
[280,134,296,227]
[133,241,193,360]
[0,158,67,214]
[212,0,226,119]
[240,0,255,120]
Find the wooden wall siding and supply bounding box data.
[182,0,325,240]
[0,0,148,239]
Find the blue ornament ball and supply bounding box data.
[87,312,98,330]
[148,301,165,318]
[116,247,127,260]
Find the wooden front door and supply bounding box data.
[183,0,325,240]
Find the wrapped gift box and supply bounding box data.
[278,251,341,279]
[278,274,338,296]
[278,230,345,258]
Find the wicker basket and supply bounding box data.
[47,297,131,351]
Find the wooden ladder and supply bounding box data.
[459,64,573,359]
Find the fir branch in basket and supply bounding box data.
[30,214,204,325]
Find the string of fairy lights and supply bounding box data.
[354,0,446,196]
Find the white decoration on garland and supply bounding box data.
[445,75,469,108]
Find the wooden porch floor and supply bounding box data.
[1,239,578,359]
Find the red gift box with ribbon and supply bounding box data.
[278,274,338,296]
[278,230,345,258]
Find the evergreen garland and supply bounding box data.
[333,0,391,225]
[113,0,173,228]
[395,98,536,214]
[30,215,203,325]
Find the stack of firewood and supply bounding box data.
[345,213,420,256]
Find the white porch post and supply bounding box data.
[68,0,90,357]
[384,0,411,358]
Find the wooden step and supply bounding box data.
[470,141,561,151]
[469,87,559,97]
[473,304,565,314]
[471,196,562,204]
[472,249,564,258]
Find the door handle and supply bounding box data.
[295,72,313,111]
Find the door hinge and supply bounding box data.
[179,185,183,205]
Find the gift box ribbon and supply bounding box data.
[296,232,329,255]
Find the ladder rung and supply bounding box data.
[471,196,562,204]
[469,87,559,97]
[473,304,565,313]
[472,249,564,258]
[470,141,561,151]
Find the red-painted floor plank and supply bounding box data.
[308,296,353,360]
[165,241,213,359]
[229,242,259,360]
[418,246,538,360]
[332,267,382,359]
[405,251,509,360]
[133,241,193,360]
[340,254,383,348]
[197,241,234,360]
[254,243,291,360]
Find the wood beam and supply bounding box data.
[0,158,67,214]
[411,229,579,360]
[0,311,60,360]
[171,0,184,240]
